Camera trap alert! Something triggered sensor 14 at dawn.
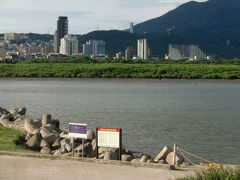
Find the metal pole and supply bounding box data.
[82,138,84,158]
[173,144,177,166]
[96,128,99,159]
[71,137,74,157]
[119,129,122,161]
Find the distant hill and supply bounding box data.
[133,0,240,58]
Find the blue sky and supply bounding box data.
[0,0,206,34]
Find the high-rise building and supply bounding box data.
[137,39,148,60]
[83,40,106,57]
[125,46,134,59]
[168,44,207,60]
[59,35,79,56]
[54,16,68,53]
[130,22,134,34]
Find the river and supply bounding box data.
[0,78,240,163]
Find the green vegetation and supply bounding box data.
[0,126,35,153]
[0,57,240,79]
[177,164,240,180]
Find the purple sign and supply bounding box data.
[68,123,87,138]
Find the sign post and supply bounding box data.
[96,128,122,161]
[68,123,87,157]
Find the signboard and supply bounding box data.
[96,127,122,160]
[97,128,120,148]
[68,123,87,139]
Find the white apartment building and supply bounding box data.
[60,35,79,56]
[137,39,148,60]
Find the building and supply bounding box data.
[137,39,148,60]
[83,40,106,58]
[59,35,79,56]
[168,44,207,60]
[125,46,134,59]
[54,16,68,53]
[41,44,54,56]
[130,22,134,34]
[115,52,123,59]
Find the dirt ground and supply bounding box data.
[0,155,198,180]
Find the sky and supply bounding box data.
[0,0,207,35]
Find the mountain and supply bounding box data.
[133,0,240,58]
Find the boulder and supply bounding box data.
[60,130,69,139]
[74,142,93,157]
[12,117,26,133]
[18,107,26,115]
[121,154,133,161]
[52,139,61,150]
[40,139,49,148]
[98,147,109,154]
[104,152,118,161]
[0,115,13,128]
[91,139,97,152]
[25,133,33,141]
[86,130,95,140]
[24,118,41,134]
[40,127,53,139]
[125,149,134,157]
[154,146,172,162]
[45,133,59,145]
[40,147,51,154]
[131,158,141,164]
[51,119,60,129]
[166,152,184,165]
[158,160,167,164]
[146,159,155,163]
[42,114,52,126]
[65,143,72,152]
[9,109,18,116]
[26,133,41,150]
[140,155,151,163]
[54,149,62,156]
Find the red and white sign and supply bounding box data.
[97,128,120,148]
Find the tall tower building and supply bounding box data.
[137,39,148,60]
[130,22,134,34]
[125,46,134,59]
[53,16,68,53]
[59,35,79,56]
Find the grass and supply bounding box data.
[177,164,240,180]
[0,126,36,153]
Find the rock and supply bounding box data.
[74,142,93,157]
[86,130,95,140]
[42,114,52,126]
[26,133,41,150]
[98,147,109,154]
[40,139,49,148]
[166,152,184,165]
[146,159,155,163]
[25,133,33,141]
[121,154,133,161]
[45,133,59,145]
[12,118,26,133]
[91,138,97,152]
[158,160,167,164]
[40,127,52,139]
[60,147,67,154]
[131,158,141,164]
[65,143,72,152]
[104,152,118,161]
[154,146,172,162]
[0,115,13,128]
[60,130,69,139]
[51,119,60,129]
[140,155,151,163]
[9,109,18,116]
[125,149,134,157]
[52,139,61,150]
[40,147,51,154]
[18,107,26,115]
[54,149,62,156]
[98,153,105,159]
[24,118,41,134]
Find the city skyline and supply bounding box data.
[0,0,206,34]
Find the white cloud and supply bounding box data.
[0,0,207,34]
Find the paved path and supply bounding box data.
[0,155,197,180]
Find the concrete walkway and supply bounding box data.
[0,155,197,180]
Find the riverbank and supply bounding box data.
[0,63,240,79]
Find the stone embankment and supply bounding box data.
[0,106,184,166]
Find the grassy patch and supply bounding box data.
[0,126,36,153]
[177,164,240,180]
